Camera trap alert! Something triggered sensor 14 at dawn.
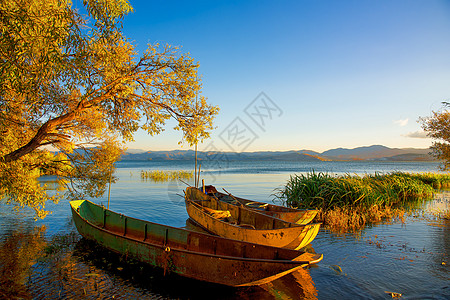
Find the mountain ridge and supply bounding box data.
[121,145,433,162]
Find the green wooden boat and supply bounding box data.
[70,200,323,287]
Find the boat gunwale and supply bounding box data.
[202,188,319,225]
[218,192,317,213]
[70,200,321,265]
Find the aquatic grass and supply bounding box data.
[277,172,434,210]
[391,172,450,189]
[140,170,193,182]
[275,171,435,232]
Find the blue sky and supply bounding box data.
[119,0,450,152]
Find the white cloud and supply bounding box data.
[394,118,409,127]
[403,131,429,138]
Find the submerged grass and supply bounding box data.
[275,172,440,232]
[140,170,193,183]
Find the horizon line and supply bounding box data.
[125,144,432,153]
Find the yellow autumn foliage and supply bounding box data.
[421,103,450,170]
[0,0,219,219]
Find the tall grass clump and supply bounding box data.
[392,172,450,189]
[275,171,434,232]
[140,170,193,182]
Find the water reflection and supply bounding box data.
[70,237,318,299]
[0,222,318,299]
[0,224,47,299]
[427,191,450,282]
[184,218,319,299]
[255,268,318,300]
[1,162,449,299]
[73,238,243,299]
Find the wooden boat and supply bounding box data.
[185,187,321,250]
[205,185,318,225]
[70,200,323,287]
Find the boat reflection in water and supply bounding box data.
[72,237,320,299]
[260,267,318,300]
[0,224,47,299]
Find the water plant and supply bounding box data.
[140,170,193,182]
[275,171,436,232]
[391,172,450,189]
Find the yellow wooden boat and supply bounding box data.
[185,187,321,250]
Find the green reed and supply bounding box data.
[275,171,438,232]
[140,170,193,182]
[276,171,434,210]
[391,172,450,189]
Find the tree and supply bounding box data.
[0,0,219,218]
[420,102,450,170]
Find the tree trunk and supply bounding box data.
[1,111,76,163]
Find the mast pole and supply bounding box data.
[107,164,113,209]
[194,74,199,188]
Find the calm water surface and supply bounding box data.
[0,160,449,299]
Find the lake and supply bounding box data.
[0,160,449,299]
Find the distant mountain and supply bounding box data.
[298,150,322,156]
[374,153,431,161]
[120,145,434,162]
[121,150,324,161]
[321,145,431,161]
[238,151,326,161]
[121,150,197,161]
[322,145,390,160]
[125,149,148,154]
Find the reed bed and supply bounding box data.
[275,172,435,232]
[392,172,450,189]
[140,170,193,182]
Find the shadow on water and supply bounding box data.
[69,236,318,299]
[71,238,238,299]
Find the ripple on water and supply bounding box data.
[1,162,449,299]
[311,210,450,299]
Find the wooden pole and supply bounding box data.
[107,164,113,209]
[194,143,198,188]
[194,74,199,188]
[197,164,201,189]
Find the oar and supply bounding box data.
[222,188,245,206]
[179,179,192,187]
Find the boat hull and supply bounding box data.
[70,200,322,287]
